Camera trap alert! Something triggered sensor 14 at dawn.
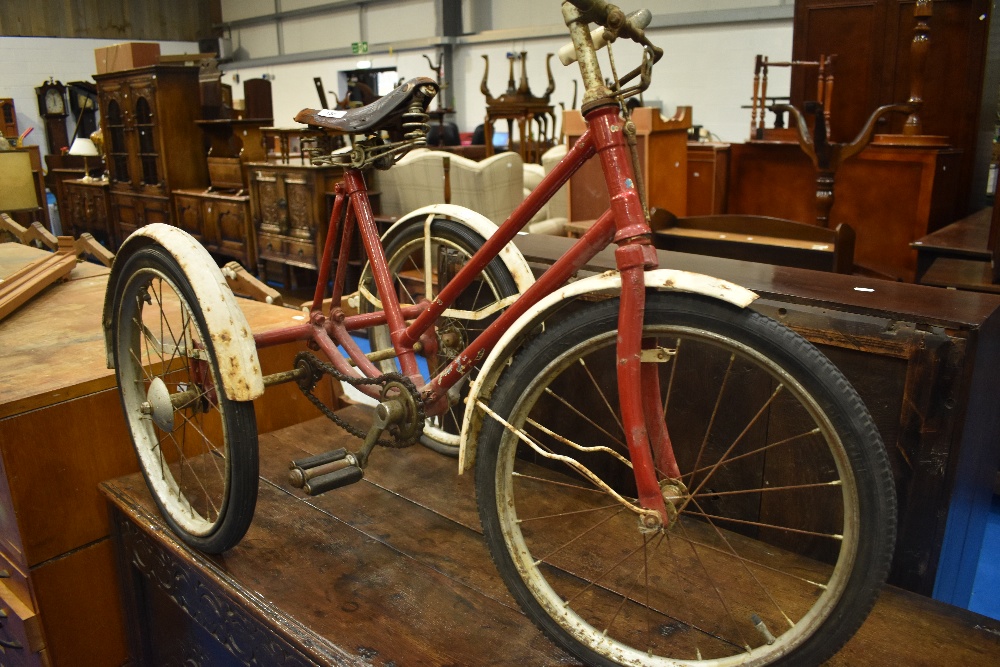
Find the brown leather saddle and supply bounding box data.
[294,77,439,135]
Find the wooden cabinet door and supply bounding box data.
[99,84,133,188]
[174,194,206,245]
[127,76,166,194]
[85,187,115,249]
[61,185,87,237]
[284,174,317,241]
[211,199,250,263]
[252,170,287,235]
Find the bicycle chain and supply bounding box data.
[293,351,425,448]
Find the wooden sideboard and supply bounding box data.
[103,409,1000,666]
[727,141,961,281]
[248,161,347,287]
[60,179,114,249]
[513,234,1000,602]
[0,243,339,666]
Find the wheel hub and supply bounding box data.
[660,479,689,529]
[437,318,467,360]
[144,377,176,432]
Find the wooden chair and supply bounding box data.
[650,209,856,274]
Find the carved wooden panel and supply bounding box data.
[173,194,204,242]
[113,512,324,667]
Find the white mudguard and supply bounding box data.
[102,224,264,402]
[458,268,758,473]
[377,204,536,294]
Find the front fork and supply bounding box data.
[615,247,678,527]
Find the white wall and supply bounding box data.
[0,36,200,152]
[224,50,434,127]
[227,0,437,61]
[452,20,793,143]
[221,19,792,144]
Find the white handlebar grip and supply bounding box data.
[558,25,608,66]
[558,8,652,66]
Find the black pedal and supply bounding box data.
[289,448,348,488]
[303,465,364,495]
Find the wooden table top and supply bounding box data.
[102,408,1000,666]
[0,243,312,420]
[911,207,992,259]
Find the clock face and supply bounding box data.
[45,88,65,115]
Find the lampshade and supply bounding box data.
[68,137,99,157]
[0,151,40,211]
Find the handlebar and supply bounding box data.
[558,7,651,66]
[560,0,662,108]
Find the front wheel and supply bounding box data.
[111,244,258,553]
[475,292,895,667]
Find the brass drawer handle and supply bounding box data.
[0,570,8,578]
[0,638,23,650]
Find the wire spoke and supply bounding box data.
[685,353,735,489]
[665,526,830,590]
[577,357,625,438]
[696,479,842,498]
[682,384,784,513]
[683,510,843,541]
[686,428,823,479]
[684,495,797,629]
[540,387,627,453]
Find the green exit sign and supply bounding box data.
[351,41,368,54]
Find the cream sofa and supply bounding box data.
[374,148,567,235]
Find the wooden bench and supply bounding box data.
[912,206,1000,293]
[650,211,856,273]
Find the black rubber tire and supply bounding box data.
[475,291,895,667]
[111,244,258,554]
[362,216,519,456]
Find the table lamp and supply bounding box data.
[0,151,40,212]
[68,137,99,182]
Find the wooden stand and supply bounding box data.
[481,52,556,163]
[727,141,960,281]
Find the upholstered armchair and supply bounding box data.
[375,148,567,235]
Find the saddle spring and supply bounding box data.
[401,99,430,144]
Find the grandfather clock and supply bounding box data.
[35,78,70,154]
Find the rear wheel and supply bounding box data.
[359,216,519,455]
[111,245,258,553]
[475,292,895,666]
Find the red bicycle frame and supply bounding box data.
[253,102,673,520]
